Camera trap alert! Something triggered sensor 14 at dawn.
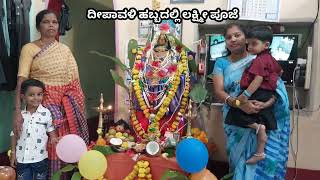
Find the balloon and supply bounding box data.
[0,166,16,180]
[78,150,107,180]
[190,168,218,180]
[176,138,209,173]
[56,134,87,163]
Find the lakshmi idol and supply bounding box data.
[130,24,191,141]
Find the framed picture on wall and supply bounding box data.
[138,20,153,45]
[170,0,204,3]
[153,20,182,41]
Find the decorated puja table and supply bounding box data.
[104,153,183,180]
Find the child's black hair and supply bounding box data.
[114,119,130,130]
[247,26,273,44]
[21,79,45,95]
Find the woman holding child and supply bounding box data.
[13,10,89,179]
[212,24,290,179]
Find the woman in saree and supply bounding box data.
[212,24,290,179]
[13,10,89,179]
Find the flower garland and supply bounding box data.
[131,48,190,139]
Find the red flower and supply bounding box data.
[176,45,183,53]
[146,70,153,78]
[151,61,161,68]
[135,62,144,71]
[126,149,135,157]
[145,42,151,52]
[167,64,177,73]
[160,23,170,32]
[148,93,157,102]
[157,70,166,78]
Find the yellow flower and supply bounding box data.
[159,108,166,114]
[163,99,170,106]
[132,69,139,75]
[131,48,137,54]
[138,168,146,174]
[133,75,139,79]
[140,105,147,110]
[143,161,150,168]
[138,97,144,103]
[134,165,139,171]
[134,86,140,91]
[136,55,142,60]
[146,174,152,179]
[143,109,149,114]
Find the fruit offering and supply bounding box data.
[124,160,152,180]
[191,128,208,144]
[105,124,136,150]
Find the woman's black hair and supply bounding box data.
[36,9,58,29]
[223,23,248,56]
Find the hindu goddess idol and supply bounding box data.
[130,24,192,141]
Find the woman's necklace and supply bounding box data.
[228,51,248,62]
[39,39,55,48]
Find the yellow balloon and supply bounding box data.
[78,150,107,180]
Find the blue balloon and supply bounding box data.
[176,138,209,173]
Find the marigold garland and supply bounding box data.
[131,48,191,139]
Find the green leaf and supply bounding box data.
[171,35,192,52]
[188,60,197,73]
[128,39,138,69]
[221,172,234,180]
[71,172,82,180]
[164,148,175,158]
[90,50,128,72]
[52,171,62,180]
[161,170,188,180]
[189,83,208,103]
[92,145,116,156]
[60,164,77,172]
[110,69,129,93]
[52,164,77,180]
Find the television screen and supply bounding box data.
[208,34,298,61]
[270,34,298,61]
[207,34,299,85]
[209,34,228,60]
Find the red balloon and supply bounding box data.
[0,166,16,180]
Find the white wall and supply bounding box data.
[114,0,320,170]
